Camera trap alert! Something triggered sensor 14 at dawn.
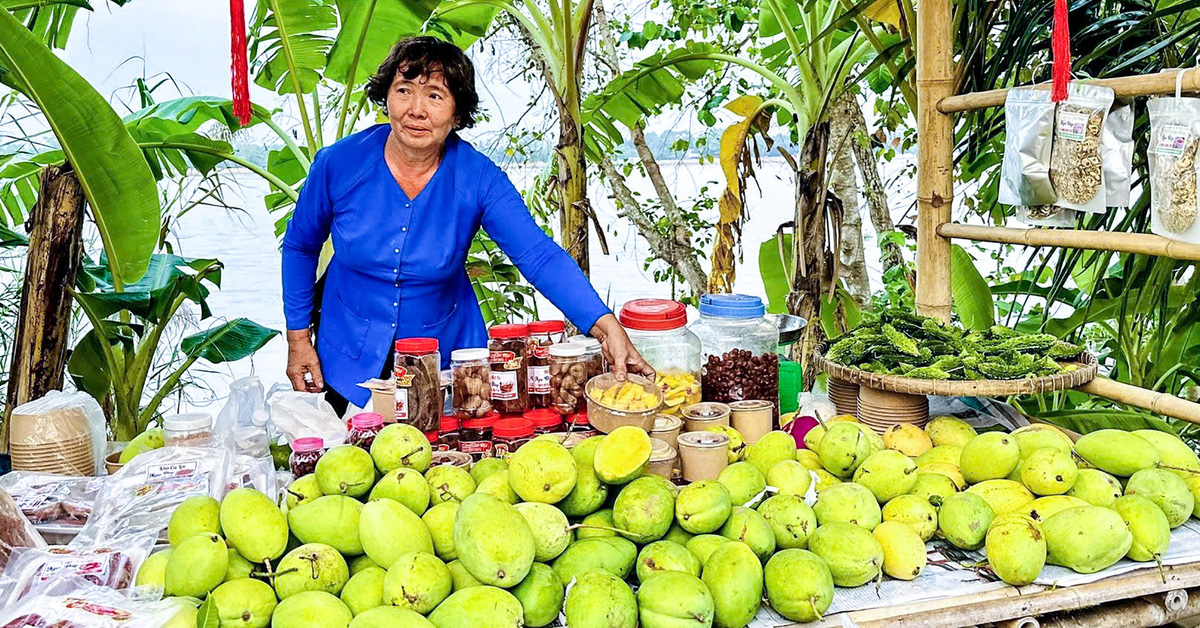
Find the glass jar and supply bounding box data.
[524,408,564,435]
[289,437,324,477]
[347,413,384,450]
[162,413,214,447]
[394,338,441,433]
[493,418,534,458]
[619,299,703,415]
[569,336,605,381]
[437,415,460,452]
[489,324,530,414]
[459,412,498,461]
[527,320,566,409]
[548,343,588,415]
[451,348,493,420]
[690,294,781,411]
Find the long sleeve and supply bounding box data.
[281,149,333,330]
[480,162,611,333]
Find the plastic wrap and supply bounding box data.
[0,473,105,529]
[0,490,45,573]
[1017,204,1078,227]
[1102,99,1135,207]
[216,376,272,457]
[8,391,106,477]
[1049,82,1115,213]
[0,577,190,628]
[73,447,232,546]
[0,532,155,606]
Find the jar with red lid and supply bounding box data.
[524,408,564,435]
[459,411,498,461]
[436,416,460,452]
[395,338,442,433]
[493,418,534,458]
[347,413,383,450]
[289,437,325,477]
[566,413,599,438]
[527,320,566,409]
[619,299,702,415]
[488,324,529,414]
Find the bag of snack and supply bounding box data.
[1050,82,1115,213]
[1000,87,1058,207]
[1148,92,1200,243]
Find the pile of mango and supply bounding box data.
[139,415,1200,627]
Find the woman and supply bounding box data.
[282,36,652,413]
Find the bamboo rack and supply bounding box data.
[914,0,1200,426]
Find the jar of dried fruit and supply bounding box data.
[618,299,702,415]
[689,294,780,413]
[394,338,441,433]
[347,412,384,450]
[488,324,530,414]
[289,437,325,477]
[527,320,566,409]
[548,343,588,415]
[451,348,493,419]
[568,336,605,381]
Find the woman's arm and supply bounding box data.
[479,163,653,380]
[281,150,333,391]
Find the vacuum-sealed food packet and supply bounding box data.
[1000,87,1057,206]
[1149,94,1200,242]
[0,577,191,628]
[1050,82,1115,213]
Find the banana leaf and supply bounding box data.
[950,244,994,331]
[181,318,279,363]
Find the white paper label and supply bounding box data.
[146,462,197,483]
[528,365,551,394]
[1155,123,1193,157]
[394,388,409,421]
[491,370,518,401]
[1056,110,1091,141]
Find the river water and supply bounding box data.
[165,154,913,413]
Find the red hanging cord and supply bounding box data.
[1051,0,1071,101]
[230,0,252,126]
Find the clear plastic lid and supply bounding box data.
[162,412,212,432]
[678,431,729,449]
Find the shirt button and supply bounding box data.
[391,323,396,328]
[401,227,407,232]
[393,302,398,306]
[394,248,399,253]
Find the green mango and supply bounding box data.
[210,578,277,628]
[1074,430,1161,477]
[381,552,451,614]
[763,549,833,622]
[453,493,535,587]
[636,571,715,628]
[270,591,352,628]
[288,495,363,556]
[427,586,524,627]
[359,498,433,569]
[552,537,637,584]
[564,571,637,628]
[168,496,221,547]
[702,541,763,628]
[636,541,701,584]
[510,563,565,628]
[1043,506,1132,573]
[164,533,227,598]
[220,488,288,564]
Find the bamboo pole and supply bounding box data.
[1079,377,1200,425]
[915,0,955,322]
[937,223,1200,261]
[1038,589,1200,628]
[938,68,1200,113]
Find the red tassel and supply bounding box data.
[1051,0,1071,101]
[230,0,252,126]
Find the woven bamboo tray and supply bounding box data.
[816,345,1098,397]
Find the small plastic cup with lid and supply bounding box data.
[678,431,730,482]
[646,437,679,479]
[681,402,731,432]
[162,412,214,447]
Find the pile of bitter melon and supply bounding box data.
[824,310,1085,380]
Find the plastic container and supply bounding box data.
[645,438,678,479]
[347,412,384,450]
[690,294,780,410]
[678,431,730,482]
[528,320,566,409]
[459,412,498,461]
[681,402,731,432]
[394,338,442,432]
[163,413,214,447]
[619,299,703,415]
[430,451,473,468]
[289,437,324,477]
[436,416,460,452]
[489,324,530,414]
[493,418,535,458]
[584,373,663,433]
[650,414,683,451]
[730,400,774,445]
[524,408,564,434]
[570,336,605,381]
[779,359,803,414]
[451,348,493,419]
[548,343,588,415]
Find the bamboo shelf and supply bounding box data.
[938,68,1200,113]
[937,223,1200,261]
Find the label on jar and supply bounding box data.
[491,370,519,401]
[528,365,551,394]
[394,365,415,388]
[490,350,523,370]
[394,388,409,422]
[531,344,551,359]
[433,443,451,453]
[493,442,513,459]
[459,440,493,457]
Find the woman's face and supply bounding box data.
[386,67,458,154]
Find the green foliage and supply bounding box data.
[950,244,995,331]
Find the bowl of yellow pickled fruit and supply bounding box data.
[585,373,664,433]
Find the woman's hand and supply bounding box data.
[287,329,325,393]
[590,314,655,382]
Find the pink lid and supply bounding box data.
[292,437,324,453]
[350,413,384,429]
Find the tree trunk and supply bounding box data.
[556,109,591,276]
[848,98,908,279]
[829,91,870,309]
[3,164,86,451]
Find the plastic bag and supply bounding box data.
[267,388,347,447]
[1050,83,1115,213]
[1017,205,1078,227]
[0,531,155,606]
[0,473,105,528]
[0,490,45,573]
[216,376,272,457]
[1000,87,1057,206]
[73,447,231,546]
[1102,100,1135,207]
[8,391,106,477]
[0,577,190,628]
[228,455,278,503]
[1149,94,1200,242]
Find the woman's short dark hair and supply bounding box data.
[366,36,479,131]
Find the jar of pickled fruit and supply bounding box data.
[347,413,383,450]
[527,320,565,409]
[289,437,325,477]
[618,299,702,415]
[690,294,780,412]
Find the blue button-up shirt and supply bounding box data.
[281,125,610,407]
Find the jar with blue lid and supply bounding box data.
[689,294,781,412]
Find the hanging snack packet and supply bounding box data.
[1148,95,1200,241]
[1101,100,1134,207]
[1050,82,1115,213]
[1018,205,1078,227]
[1000,87,1057,206]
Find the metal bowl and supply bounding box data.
[766,313,807,345]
